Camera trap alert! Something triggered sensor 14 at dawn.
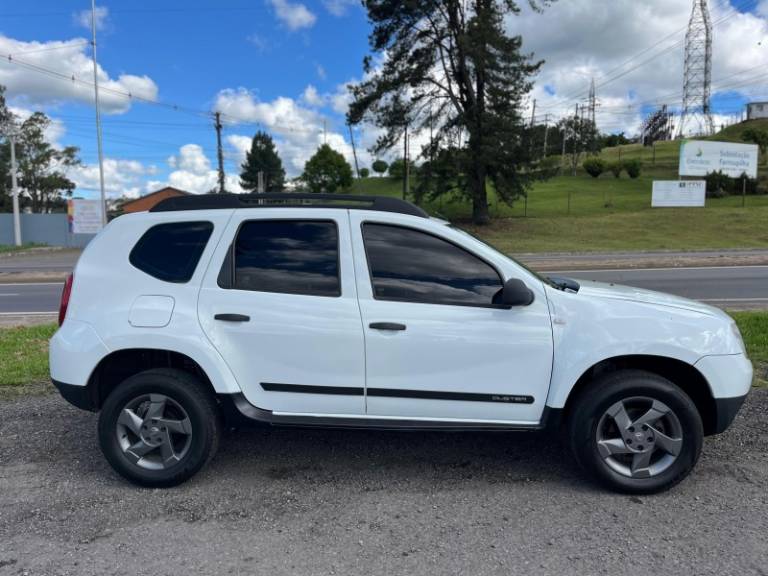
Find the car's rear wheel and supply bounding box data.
[568,369,703,494]
[98,368,221,487]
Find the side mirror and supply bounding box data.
[495,278,535,307]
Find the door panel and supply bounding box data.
[198,209,365,415]
[350,212,553,423]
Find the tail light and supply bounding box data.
[59,273,74,326]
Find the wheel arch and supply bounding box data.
[561,355,718,435]
[85,348,218,411]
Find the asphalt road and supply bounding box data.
[0,390,766,576]
[2,265,767,315]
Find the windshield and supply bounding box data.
[449,225,559,288]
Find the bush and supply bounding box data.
[623,159,642,179]
[582,157,605,178]
[705,170,732,198]
[608,162,623,178]
[372,159,388,176]
[734,173,760,195]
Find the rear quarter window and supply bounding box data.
[129,221,213,283]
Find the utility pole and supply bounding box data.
[257,171,265,194]
[3,121,22,246]
[573,104,580,176]
[348,123,360,178]
[543,113,550,158]
[89,0,107,225]
[214,112,226,194]
[402,123,409,200]
[530,99,537,128]
[561,122,568,168]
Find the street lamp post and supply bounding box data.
[8,132,22,246]
[2,120,22,246]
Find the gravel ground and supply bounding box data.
[1,390,766,576]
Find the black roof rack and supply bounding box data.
[149,193,429,218]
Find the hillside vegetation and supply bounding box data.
[351,120,768,253]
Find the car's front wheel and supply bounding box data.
[568,369,703,494]
[98,368,221,487]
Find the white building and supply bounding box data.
[746,102,768,120]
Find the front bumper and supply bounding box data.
[695,353,753,434]
[712,394,748,434]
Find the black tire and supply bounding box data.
[98,368,221,488]
[567,369,703,494]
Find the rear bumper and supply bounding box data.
[52,379,96,411]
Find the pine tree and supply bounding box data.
[348,0,548,224]
[239,131,286,192]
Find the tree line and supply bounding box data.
[0,85,80,213]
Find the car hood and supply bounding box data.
[570,279,722,317]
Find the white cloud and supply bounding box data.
[316,64,327,80]
[247,33,269,52]
[69,158,152,199]
[0,35,158,114]
[302,84,325,107]
[267,0,316,31]
[505,0,768,134]
[323,0,358,17]
[163,144,244,194]
[215,88,359,175]
[73,6,109,31]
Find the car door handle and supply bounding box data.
[369,322,406,331]
[214,313,250,322]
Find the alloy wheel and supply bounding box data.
[115,393,193,471]
[595,396,684,479]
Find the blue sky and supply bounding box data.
[1,0,766,199]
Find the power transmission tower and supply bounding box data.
[214,112,226,194]
[677,0,715,138]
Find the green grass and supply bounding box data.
[732,311,768,387]
[732,312,768,365]
[0,243,48,254]
[0,323,56,398]
[351,119,768,253]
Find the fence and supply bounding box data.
[0,214,96,247]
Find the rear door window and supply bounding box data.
[228,219,340,297]
[130,221,213,283]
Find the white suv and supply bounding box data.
[50,193,752,493]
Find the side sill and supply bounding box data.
[217,393,555,432]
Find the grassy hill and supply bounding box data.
[350,120,768,253]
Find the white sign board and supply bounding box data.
[679,140,758,178]
[68,199,103,234]
[652,181,706,207]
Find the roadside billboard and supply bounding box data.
[67,199,103,234]
[679,140,758,178]
[652,180,706,207]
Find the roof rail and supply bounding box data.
[149,192,429,218]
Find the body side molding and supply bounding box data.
[260,382,534,404]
